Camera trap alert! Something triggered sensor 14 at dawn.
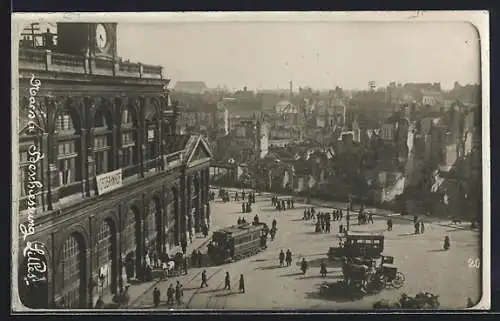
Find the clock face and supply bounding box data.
[95,24,108,50]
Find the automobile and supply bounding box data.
[328,232,384,260]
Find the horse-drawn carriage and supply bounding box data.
[323,232,405,299]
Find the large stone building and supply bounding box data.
[16,23,213,309]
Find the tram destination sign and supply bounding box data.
[96,169,123,195]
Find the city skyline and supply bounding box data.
[116,22,480,91]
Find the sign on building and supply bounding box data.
[96,169,123,195]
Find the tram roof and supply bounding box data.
[214,223,262,236]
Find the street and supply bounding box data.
[130,191,482,310]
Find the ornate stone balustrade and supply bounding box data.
[19,48,164,80]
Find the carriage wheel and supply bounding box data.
[391,272,405,288]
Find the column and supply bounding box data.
[112,124,119,170]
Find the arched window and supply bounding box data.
[96,220,113,295]
[56,109,80,188]
[93,109,112,175]
[61,234,84,308]
[120,106,138,168]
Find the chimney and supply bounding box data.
[290,81,293,98]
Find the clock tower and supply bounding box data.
[56,22,118,60]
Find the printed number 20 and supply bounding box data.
[468,258,480,269]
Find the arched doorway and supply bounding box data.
[95,218,117,299]
[60,233,87,308]
[123,207,141,282]
[18,242,49,308]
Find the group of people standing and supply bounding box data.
[278,249,294,267]
[315,212,332,233]
[272,195,294,211]
[153,281,184,307]
[235,191,256,203]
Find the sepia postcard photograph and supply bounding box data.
[11,11,490,312]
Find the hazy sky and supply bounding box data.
[116,22,480,91]
[25,20,480,91]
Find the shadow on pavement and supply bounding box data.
[397,233,417,237]
[252,258,268,262]
[279,272,303,277]
[213,291,242,298]
[201,288,225,294]
[304,283,359,303]
[294,258,342,269]
[291,218,305,222]
[255,265,285,271]
[427,249,447,253]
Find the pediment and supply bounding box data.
[186,136,213,166]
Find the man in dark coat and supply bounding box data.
[279,250,285,267]
[200,270,208,288]
[239,274,245,293]
[153,287,160,307]
[285,249,292,266]
[166,284,174,305]
[224,272,231,290]
[175,281,184,305]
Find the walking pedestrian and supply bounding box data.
[166,284,175,305]
[175,281,184,305]
[414,222,420,234]
[242,202,246,213]
[197,249,203,267]
[239,274,245,293]
[285,249,292,267]
[387,218,393,231]
[420,221,425,234]
[191,249,198,267]
[242,191,246,200]
[320,261,327,277]
[279,250,285,267]
[153,287,161,307]
[224,272,231,290]
[200,270,208,288]
[368,213,374,224]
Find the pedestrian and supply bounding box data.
[303,209,307,220]
[239,274,245,293]
[339,223,344,234]
[368,213,374,224]
[167,284,175,305]
[191,249,197,267]
[203,224,208,238]
[242,202,246,213]
[152,287,160,307]
[387,218,393,231]
[300,258,308,275]
[279,250,285,267]
[340,209,343,220]
[320,261,327,277]
[181,238,187,254]
[183,256,188,275]
[235,192,239,202]
[420,221,425,234]
[326,220,331,233]
[285,249,292,267]
[197,249,203,267]
[224,272,231,290]
[291,199,295,208]
[200,270,208,288]
[414,222,420,234]
[175,281,184,305]
[242,191,246,200]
